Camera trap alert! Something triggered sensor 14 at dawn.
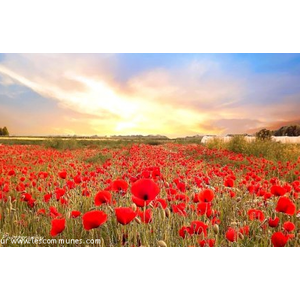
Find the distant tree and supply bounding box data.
[2,126,9,136]
[256,128,272,141]
[274,124,300,136]
[0,128,3,136]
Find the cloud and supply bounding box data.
[1,54,300,137]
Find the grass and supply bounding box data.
[205,136,300,163]
[0,137,171,149]
[83,152,112,164]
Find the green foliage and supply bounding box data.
[1,137,170,149]
[206,137,300,163]
[83,153,111,164]
[206,137,226,150]
[174,137,203,145]
[144,140,163,146]
[43,138,79,150]
[255,128,272,140]
[227,136,248,153]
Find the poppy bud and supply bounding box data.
[8,196,13,212]
[135,217,141,224]
[157,240,167,247]
[198,232,205,241]
[213,224,219,234]
[160,209,166,220]
[165,208,171,218]
[238,232,244,240]
[131,203,137,211]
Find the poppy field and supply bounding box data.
[0,142,299,247]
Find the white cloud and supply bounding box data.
[1,54,300,136]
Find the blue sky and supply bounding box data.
[0,53,300,137]
[117,53,300,76]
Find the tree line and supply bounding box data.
[0,126,9,136]
[256,124,300,140]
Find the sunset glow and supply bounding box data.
[1,53,300,137]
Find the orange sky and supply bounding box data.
[0,54,300,137]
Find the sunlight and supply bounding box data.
[70,75,137,118]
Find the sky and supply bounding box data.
[0,53,300,137]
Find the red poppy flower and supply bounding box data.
[196,201,212,216]
[44,193,52,203]
[153,199,167,209]
[112,179,128,195]
[190,221,208,236]
[226,227,237,242]
[268,217,279,228]
[55,188,65,200]
[179,226,193,238]
[22,193,32,202]
[74,175,82,184]
[8,170,16,176]
[27,198,36,208]
[211,217,221,225]
[132,196,147,207]
[172,203,187,217]
[224,178,234,188]
[239,225,250,236]
[70,210,81,218]
[50,218,66,237]
[49,206,62,219]
[198,239,215,247]
[58,171,67,179]
[229,190,236,198]
[271,185,286,196]
[138,208,153,223]
[82,210,107,230]
[264,192,272,200]
[271,231,289,247]
[283,221,295,232]
[95,191,112,206]
[131,179,160,207]
[175,194,189,202]
[275,197,296,215]
[82,189,90,197]
[247,209,265,222]
[199,189,214,202]
[115,207,137,225]
[67,180,76,189]
[37,208,46,216]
